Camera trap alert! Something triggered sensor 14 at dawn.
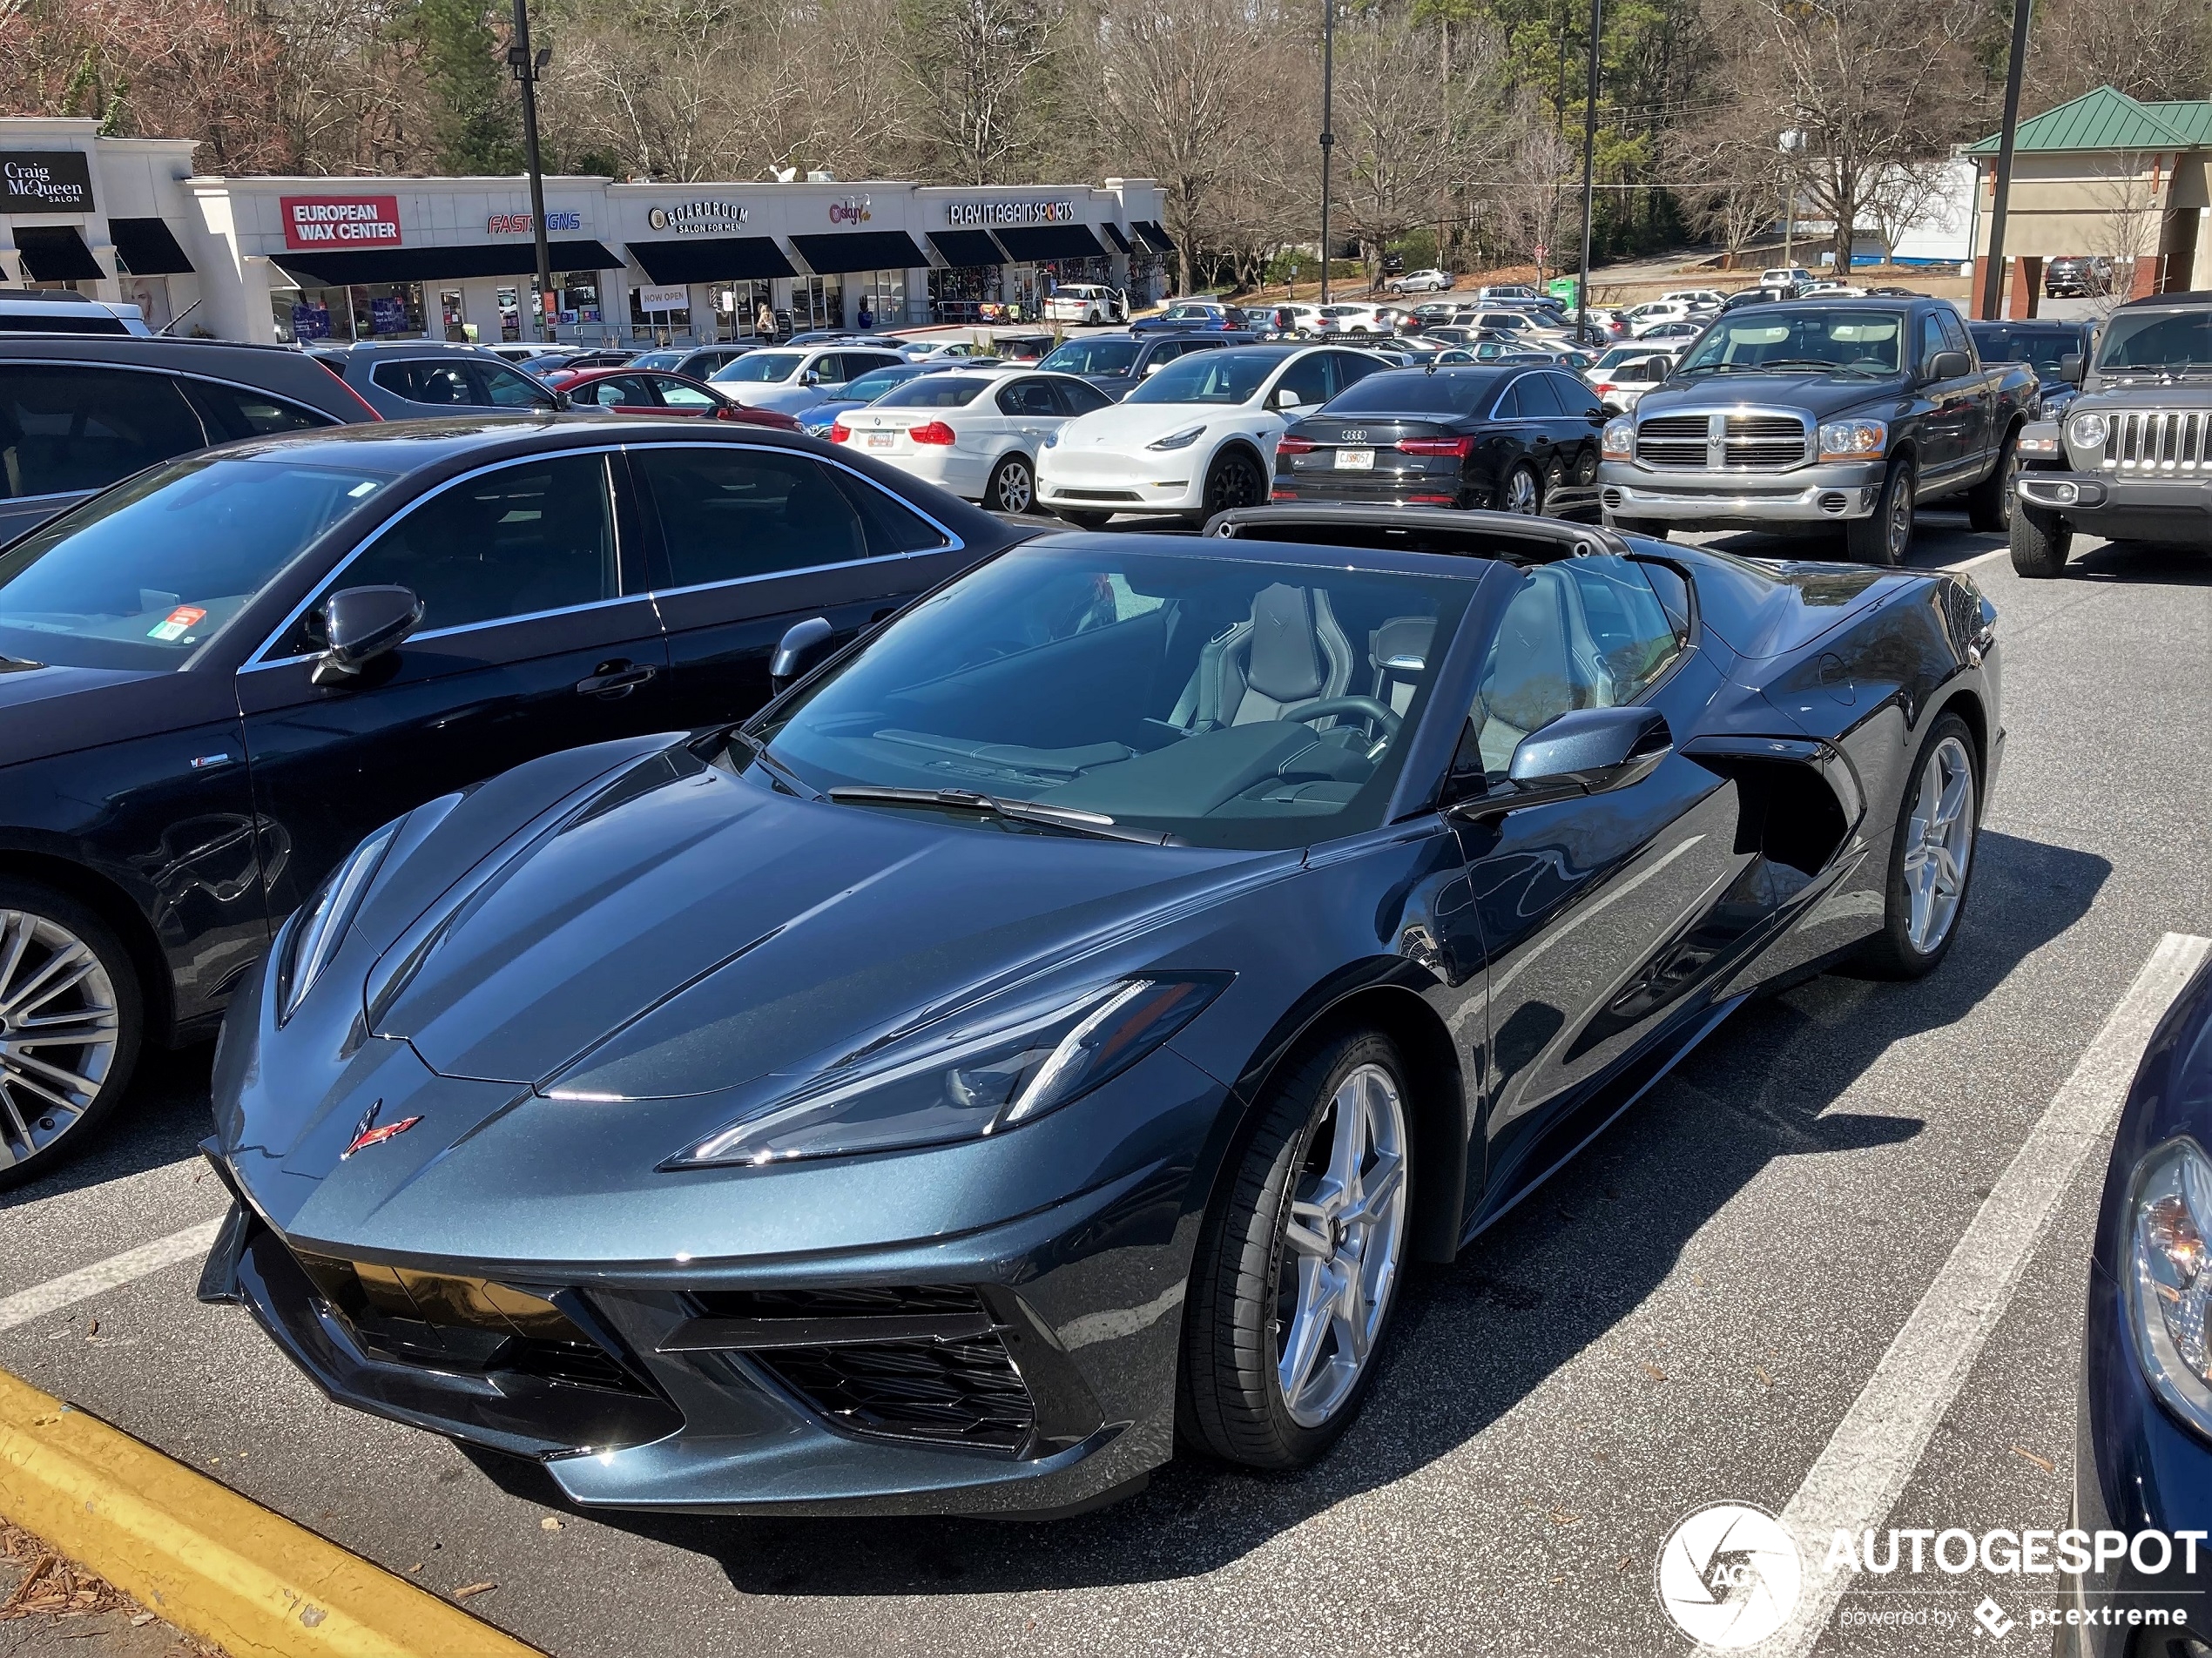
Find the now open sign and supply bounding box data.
[281,196,402,251]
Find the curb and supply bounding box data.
[0,1367,541,1658]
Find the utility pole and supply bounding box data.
[1575,0,1600,340]
[1319,0,1336,306]
[507,0,555,344]
[1979,0,2033,321]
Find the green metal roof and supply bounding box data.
[1966,84,2207,155]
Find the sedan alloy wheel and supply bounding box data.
[988,454,1035,515]
[0,895,132,1183]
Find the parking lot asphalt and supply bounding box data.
[2,509,2204,1657]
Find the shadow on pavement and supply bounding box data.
[464,826,2105,1598]
[0,1041,216,1211]
[2060,540,2212,587]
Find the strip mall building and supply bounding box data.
[0,117,1172,343]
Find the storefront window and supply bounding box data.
[853,271,904,331]
[272,285,345,342]
[710,280,772,340]
[351,282,426,339]
[558,273,601,327]
[499,286,521,342]
[630,287,691,340]
[928,264,1003,324]
[790,275,842,334]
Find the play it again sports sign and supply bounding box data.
[280,196,402,250]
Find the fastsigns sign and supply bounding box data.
[281,197,402,251]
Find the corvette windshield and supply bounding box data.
[1124,352,1281,406]
[750,546,1475,852]
[1676,307,1903,375]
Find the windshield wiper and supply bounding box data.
[727,727,821,799]
[826,785,1179,846]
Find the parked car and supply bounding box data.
[707,345,907,414]
[625,344,761,381]
[1043,284,1127,326]
[1387,268,1453,295]
[1718,288,1786,313]
[1634,320,1707,347]
[0,415,1025,1183]
[1622,300,1696,335]
[1035,332,1231,401]
[1271,364,1604,516]
[1599,296,2038,561]
[796,361,982,436]
[1758,266,1817,292]
[2011,293,2211,576]
[1965,319,2096,421]
[543,367,803,431]
[1659,289,1726,313]
[0,291,154,337]
[320,343,563,421]
[2063,954,2212,1656]
[1130,300,1254,334]
[2045,256,2114,299]
[832,369,1114,515]
[1584,345,1680,412]
[0,334,378,543]
[1475,284,1541,303]
[198,506,1999,1519]
[1036,344,1392,526]
[1800,281,1866,298]
[1304,305,1388,339]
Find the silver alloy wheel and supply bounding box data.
[994,458,1033,514]
[1503,467,1541,515]
[1902,735,1975,954]
[0,909,121,1170]
[1274,1062,1410,1428]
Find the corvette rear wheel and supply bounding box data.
[1851,713,1978,980]
[0,880,141,1190]
[1181,1029,1412,1468]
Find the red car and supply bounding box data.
[541,367,801,430]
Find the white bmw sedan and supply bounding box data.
[831,368,1115,515]
[1036,344,1393,528]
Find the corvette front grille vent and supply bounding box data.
[2101,410,2207,474]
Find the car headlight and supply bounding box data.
[2129,1137,2212,1437]
[1601,416,1634,460]
[1041,428,1059,448]
[278,819,402,1023]
[2069,411,2109,451]
[1147,425,1207,452]
[664,974,1228,1168]
[1817,418,1888,462]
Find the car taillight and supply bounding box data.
[1271,489,1297,501]
[909,421,956,445]
[1276,435,1318,455]
[1396,436,1474,458]
[829,421,852,443]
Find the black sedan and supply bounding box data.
[1271,365,1607,516]
[1035,333,1235,401]
[201,507,2000,1517]
[0,415,1021,1183]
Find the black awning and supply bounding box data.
[625,236,795,285]
[1099,222,1131,254]
[15,226,105,283]
[270,239,623,287]
[1131,220,1176,255]
[927,230,1008,268]
[108,218,196,277]
[992,225,1106,262]
[787,231,930,275]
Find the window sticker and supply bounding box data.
[147,604,206,642]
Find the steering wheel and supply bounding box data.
[1291,696,1401,740]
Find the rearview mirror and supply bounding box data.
[770,616,837,694]
[1453,706,1673,820]
[310,585,423,689]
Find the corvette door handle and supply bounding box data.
[577,660,658,698]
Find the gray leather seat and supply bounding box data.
[1172,583,1354,731]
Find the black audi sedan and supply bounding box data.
[0,415,1020,1183]
[1271,365,1607,517]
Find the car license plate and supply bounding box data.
[866,432,896,449]
[1335,448,1374,470]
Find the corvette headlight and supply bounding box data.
[1601,417,1633,460]
[2128,1136,2212,1437]
[665,974,1228,1168]
[1817,418,1887,461]
[2069,411,2109,451]
[1147,425,1206,452]
[278,819,401,1023]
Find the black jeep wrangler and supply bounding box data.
[2011,292,2212,576]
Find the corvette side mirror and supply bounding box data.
[770,616,836,694]
[1452,706,1673,821]
[309,585,423,688]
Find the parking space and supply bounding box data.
[2,518,2205,1656]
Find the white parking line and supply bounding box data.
[1942,545,2013,572]
[1752,931,2212,1657]
[0,1217,226,1337]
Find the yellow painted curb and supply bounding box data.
[0,1367,542,1658]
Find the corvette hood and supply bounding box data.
[362,747,1281,1095]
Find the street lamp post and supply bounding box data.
[507,0,555,344]
[1319,0,1336,307]
[1574,0,1599,341]
[1979,0,2033,321]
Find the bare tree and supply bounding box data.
[898,0,1058,185]
[1493,91,1579,282]
[2026,0,2212,106]
[1669,125,1784,268]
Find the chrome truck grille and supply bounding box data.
[2102,410,2209,474]
[1634,411,1811,470]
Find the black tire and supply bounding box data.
[0,879,143,1190]
[1848,711,1979,981]
[985,453,1035,515]
[1965,426,2020,533]
[2009,498,2071,577]
[1845,456,1915,566]
[1197,448,1267,522]
[1180,1028,1413,1471]
[1055,508,1113,530]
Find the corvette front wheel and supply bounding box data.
[1851,712,1979,980]
[1180,1029,1413,1469]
